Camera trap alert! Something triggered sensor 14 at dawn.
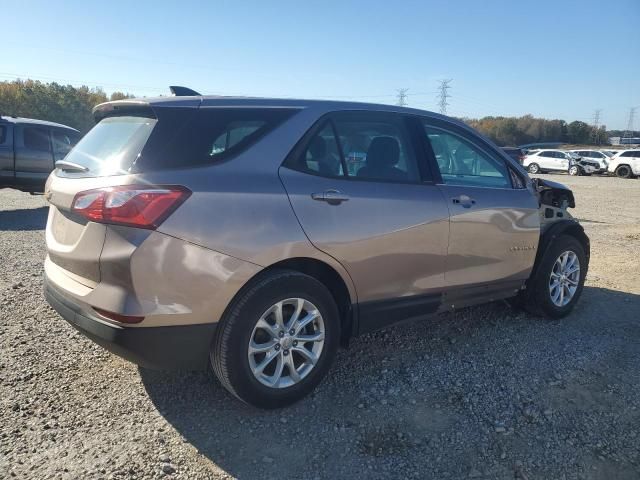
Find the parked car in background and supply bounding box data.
[0,116,80,192]
[523,149,581,174]
[44,93,590,408]
[501,147,525,164]
[601,150,619,158]
[568,157,600,176]
[607,150,640,178]
[570,150,609,172]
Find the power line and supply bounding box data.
[437,79,452,115]
[592,109,602,145]
[396,88,409,107]
[623,107,637,139]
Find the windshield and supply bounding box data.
[60,116,157,176]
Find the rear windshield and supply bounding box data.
[62,116,157,176]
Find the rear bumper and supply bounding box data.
[44,276,216,370]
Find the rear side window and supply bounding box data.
[0,126,6,144]
[287,111,422,183]
[293,122,344,177]
[23,126,51,152]
[333,112,420,182]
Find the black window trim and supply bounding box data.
[418,117,517,190]
[282,110,437,186]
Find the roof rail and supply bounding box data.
[169,86,201,96]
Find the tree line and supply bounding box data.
[0,79,133,133]
[462,115,617,147]
[1,79,636,145]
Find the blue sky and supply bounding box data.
[3,0,639,129]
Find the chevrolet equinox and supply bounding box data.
[44,89,589,408]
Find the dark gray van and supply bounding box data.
[0,116,80,192]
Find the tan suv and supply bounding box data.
[44,91,589,408]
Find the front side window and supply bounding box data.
[424,125,511,188]
[332,112,420,182]
[23,126,51,152]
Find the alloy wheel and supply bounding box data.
[248,298,325,388]
[548,251,580,307]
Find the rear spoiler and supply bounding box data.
[93,86,202,122]
[92,100,153,122]
[169,86,201,96]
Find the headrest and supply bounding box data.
[367,137,400,168]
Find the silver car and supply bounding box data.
[44,91,589,408]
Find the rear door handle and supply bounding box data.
[451,195,476,208]
[311,190,350,205]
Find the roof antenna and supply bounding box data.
[169,86,201,96]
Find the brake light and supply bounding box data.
[71,185,191,229]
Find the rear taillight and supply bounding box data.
[71,185,191,229]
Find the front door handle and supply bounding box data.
[451,195,476,208]
[311,190,350,205]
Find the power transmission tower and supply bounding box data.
[623,107,637,140]
[396,88,409,107]
[591,109,602,145]
[437,79,452,115]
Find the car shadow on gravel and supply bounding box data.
[139,286,640,479]
[0,206,48,231]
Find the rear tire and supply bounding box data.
[524,235,587,319]
[528,163,540,174]
[211,270,340,408]
[615,165,633,179]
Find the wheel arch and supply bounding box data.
[530,220,590,282]
[226,257,357,346]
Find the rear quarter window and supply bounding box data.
[138,107,299,172]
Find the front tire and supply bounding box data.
[528,163,540,174]
[211,270,340,408]
[524,235,587,319]
[568,165,580,176]
[615,165,633,179]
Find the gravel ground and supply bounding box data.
[1,174,639,480]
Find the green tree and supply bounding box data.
[567,121,592,144]
[0,79,136,133]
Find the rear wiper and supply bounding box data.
[55,160,89,172]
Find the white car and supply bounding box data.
[570,150,609,172]
[607,150,640,178]
[523,149,579,174]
